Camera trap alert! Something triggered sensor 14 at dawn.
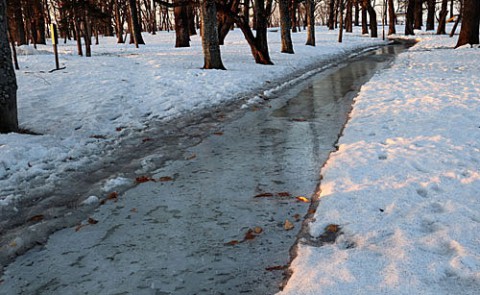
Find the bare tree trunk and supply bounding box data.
[354,0,360,26]
[361,1,368,34]
[129,0,145,46]
[426,0,435,30]
[414,0,422,30]
[328,0,335,29]
[338,0,344,42]
[279,0,294,52]
[345,0,353,32]
[290,0,298,32]
[174,0,190,47]
[388,0,396,35]
[6,0,27,45]
[0,0,18,133]
[200,0,225,69]
[455,0,480,47]
[365,0,377,37]
[405,0,415,35]
[114,0,125,43]
[436,0,448,34]
[243,0,249,25]
[305,0,315,45]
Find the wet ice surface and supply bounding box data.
[1,46,404,294]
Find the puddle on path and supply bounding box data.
[1,45,407,295]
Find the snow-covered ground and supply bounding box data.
[0,27,384,209]
[278,34,480,294]
[1,23,479,294]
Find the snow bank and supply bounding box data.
[279,34,480,294]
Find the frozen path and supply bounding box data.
[0,46,403,294]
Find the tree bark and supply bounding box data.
[345,0,353,32]
[306,0,315,45]
[114,0,125,43]
[455,0,480,47]
[328,0,335,29]
[365,0,377,37]
[354,0,359,26]
[128,0,145,46]
[426,0,435,31]
[405,0,415,35]
[200,0,225,69]
[174,0,190,47]
[338,0,344,42]
[6,0,26,45]
[436,0,448,35]
[361,0,368,34]
[387,0,395,35]
[279,0,294,53]
[414,0,422,30]
[0,0,19,133]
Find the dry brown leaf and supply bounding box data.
[284,219,294,231]
[224,240,240,246]
[293,214,301,222]
[253,226,263,234]
[75,224,86,232]
[213,131,224,136]
[135,176,155,183]
[159,176,174,182]
[186,154,197,160]
[277,192,291,197]
[244,229,257,240]
[308,209,317,215]
[254,192,274,198]
[87,217,99,225]
[29,214,44,222]
[101,192,119,205]
[296,196,310,203]
[325,224,340,233]
[142,137,153,143]
[292,118,307,122]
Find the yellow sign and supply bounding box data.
[50,24,57,45]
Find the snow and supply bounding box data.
[0,27,384,209]
[0,25,479,294]
[278,34,480,294]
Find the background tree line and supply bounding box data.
[1,0,479,132]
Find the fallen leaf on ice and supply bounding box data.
[135,176,155,183]
[29,215,45,222]
[224,240,240,246]
[100,191,119,205]
[293,214,301,221]
[253,226,263,234]
[292,118,307,122]
[244,229,257,240]
[254,192,274,198]
[325,224,340,233]
[284,219,294,231]
[142,137,153,143]
[158,176,174,182]
[308,209,316,215]
[186,153,197,160]
[87,217,99,225]
[277,192,291,197]
[213,131,224,136]
[296,196,310,203]
[75,224,86,232]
